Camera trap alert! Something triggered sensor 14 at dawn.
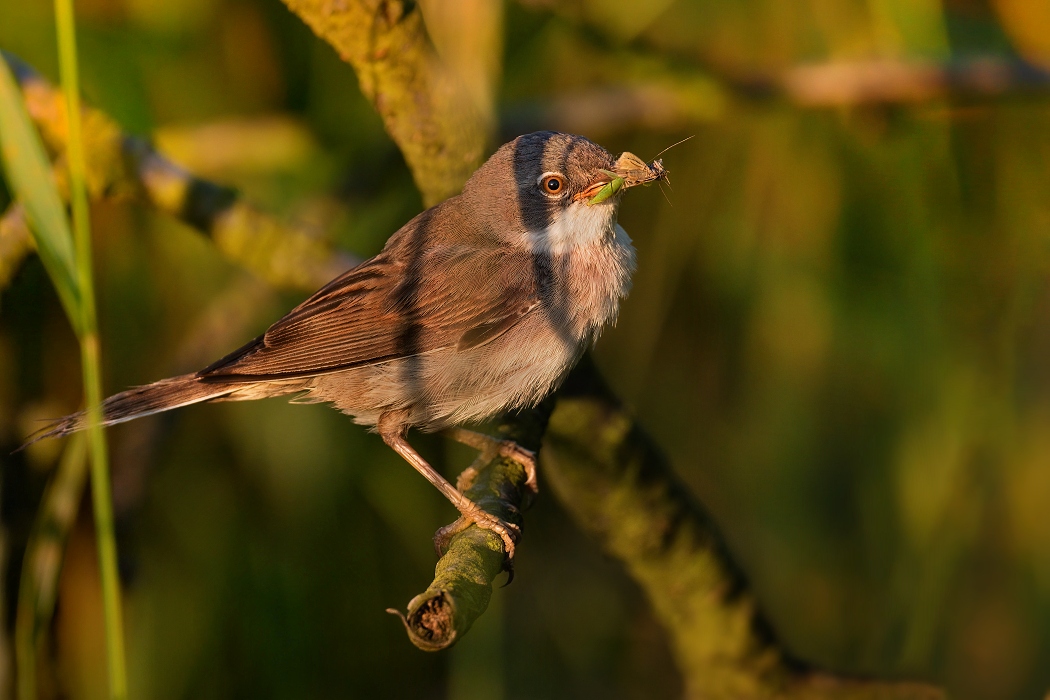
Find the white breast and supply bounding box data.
[527,200,621,256]
[523,199,637,338]
[558,221,637,343]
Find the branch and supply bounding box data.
[542,358,945,700]
[501,81,728,139]
[279,0,487,206]
[779,56,1050,107]
[2,52,354,292]
[389,401,553,651]
[503,53,1050,138]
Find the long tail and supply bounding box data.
[21,373,241,449]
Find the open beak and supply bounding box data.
[576,171,617,203]
[575,151,668,205]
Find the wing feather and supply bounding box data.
[198,244,538,382]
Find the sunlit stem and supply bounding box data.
[54,0,128,698]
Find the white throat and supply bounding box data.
[527,201,620,256]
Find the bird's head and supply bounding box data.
[463,131,661,254]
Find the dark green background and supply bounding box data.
[3,0,1050,697]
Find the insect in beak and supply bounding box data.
[579,150,671,206]
[578,169,624,205]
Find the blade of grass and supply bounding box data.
[54,1,128,698]
[15,433,89,700]
[0,56,80,330]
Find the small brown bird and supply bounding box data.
[32,131,663,560]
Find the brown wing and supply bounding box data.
[197,244,539,382]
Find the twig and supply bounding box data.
[501,81,727,139]
[279,0,487,206]
[388,401,552,651]
[780,56,1050,107]
[1,51,354,293]
[503,55,1050,137]
[542,357,945,699]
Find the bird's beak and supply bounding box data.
[576,171,619,203]
[575,151,667,205]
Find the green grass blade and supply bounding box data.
[53,0,128,698]
[16,433,89,700]
[0,54,81,329]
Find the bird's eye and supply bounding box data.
[539,173,567,197]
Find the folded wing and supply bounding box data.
[198,245,539,382]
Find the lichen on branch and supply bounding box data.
[542,358,944,700]
[280,0,487,207]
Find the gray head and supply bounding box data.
[461,132,638,252]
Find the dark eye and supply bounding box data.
[540,173,566,196]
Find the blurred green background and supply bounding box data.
[3,0,1050,698]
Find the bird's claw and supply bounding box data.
[433,509,520,567]
[497,440,538,495]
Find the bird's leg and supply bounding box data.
[378,416,519,560]
[442,427,538,495]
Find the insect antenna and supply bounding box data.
[651,134,695,160]
[658,180,673,207]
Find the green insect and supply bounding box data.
[587,170,625,205]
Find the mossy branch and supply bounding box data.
[542,358,945,699]
[390,401,552,651]
[279,0,487,207]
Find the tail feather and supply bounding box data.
[21,373,235,449]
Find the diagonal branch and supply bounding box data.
[779,56,1050,107]
[542,357,945,699]
[280,0,488,206]
[2,52,354,292]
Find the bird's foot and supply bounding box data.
[444,428,539,496]
[454,440,538,496]
[434,507,520,564]
[454,462,482,492]
[496,440,538,495]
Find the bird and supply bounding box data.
[28,131,661,561]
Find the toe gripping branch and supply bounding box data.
[388,399,554,651]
